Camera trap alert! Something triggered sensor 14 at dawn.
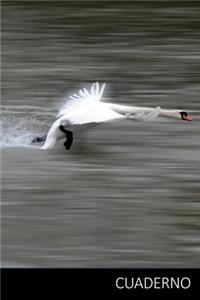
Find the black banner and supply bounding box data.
[1,268,199,298]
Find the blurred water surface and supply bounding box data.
[1,1,200,267]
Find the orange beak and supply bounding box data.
[183,115,192,121]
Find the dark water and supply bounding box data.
[1,1,200,267]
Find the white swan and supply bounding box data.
[34,82,192,150]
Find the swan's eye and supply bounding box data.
[180,111,192,121]
[180,111,188,119]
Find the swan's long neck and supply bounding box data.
[104,103,180,118]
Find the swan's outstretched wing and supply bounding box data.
[61,102,124,125]
[41,82,123,150]
[41,104,124,150]
[125,106,161,122]
[42,103,123,150]
[57,82,106,118]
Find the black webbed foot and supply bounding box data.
[59,125,67,133]
[63,131,73,150]
[59,125,73,150]
[32,135,47,143]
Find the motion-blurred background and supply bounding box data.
[1,1,200,267]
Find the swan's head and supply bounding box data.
[179,111,192,121]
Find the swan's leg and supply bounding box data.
[32,135,47,143]
[59,125,73,150]
[64,131,73,150]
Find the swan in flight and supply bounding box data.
[32,82,192,150]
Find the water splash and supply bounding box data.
[0,105,56,149]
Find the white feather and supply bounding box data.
[57,82,105,118]
[41,82,185,150]
[63,102,124,125]
[42,82,124,149]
